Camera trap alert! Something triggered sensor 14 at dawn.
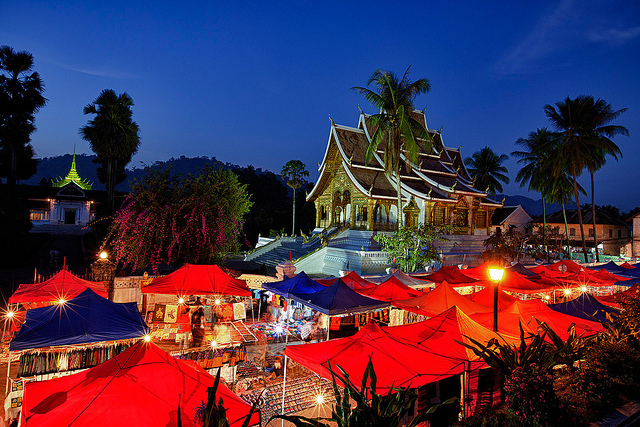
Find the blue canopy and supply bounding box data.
[587,261,629,274]
[615,276,640,287]
[11,288,150,351]
[548,293,618,324]
[262,271,327,298]
[506,262,539,277]
[290,278,389,316]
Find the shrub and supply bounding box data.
[503,366,561,427]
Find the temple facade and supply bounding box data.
[306,110,502,235]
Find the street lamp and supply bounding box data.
[488,267,505,332]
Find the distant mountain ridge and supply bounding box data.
[24,155,572,216]
[23,154,274,191]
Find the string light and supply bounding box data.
[563,289,572,296]
[544,295,550,301]
[580,286,587,292]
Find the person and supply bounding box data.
[190,306,205,347]
[300,317,318,343]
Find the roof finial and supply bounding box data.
[451,181,457,191]
[358,105,363,115]
[427,188,432,198]
[329,114,335,126]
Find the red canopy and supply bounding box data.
[549,260,585,273]
[285,306,512,393]
[463,264,554,294]
[394,281,492,317]
[597,284,639,308]
[315,271,373,290]
[9,270,107,303]
[620,262,637,270]
[471,299,604,340]
[466,287,517,311]
[142,264,251,296]
[357,276,424,302]
[20,342,259,427]
[420,266,477,285]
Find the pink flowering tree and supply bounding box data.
[104,166,252,270]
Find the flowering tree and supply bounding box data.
[105,166,252,270]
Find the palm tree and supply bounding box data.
[281,160,309,236]
[80,89,140,215]
[0,46,46,207]
[512,128,556,260]
[352,66,431,229]
[544,95,627,262]
[543,171,585,260]
[581,98,628,262]
[464,147,509,196]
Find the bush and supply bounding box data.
[503,366,562,426]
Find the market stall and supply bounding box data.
[19,341,260,426]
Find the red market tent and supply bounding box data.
[357,276,424,302]
[462,263,554,294]
[597,284,639,308]
[394,281,492,317]
[620,262,637,270]
[419,266,477,285]
[471,299,604,340]
[20,342,259,427]
[315,271,374,290]
[285,306,518,393]
[141,264,251,296]
[590,269,631,284]
[548,260,585,273]
[9,270,107,303]
[466,287,517,311]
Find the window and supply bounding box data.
[433,207,446,225]
[609,229,613,238]
[30,212,43,221]
[588,228,594,237]
[618,229,622,238]
[569,228,576,236]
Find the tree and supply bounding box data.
[512,128,556,260]
[0,45,46,207]
[544,95,627,262]
[281,160,309,236]
[543,171,585,259]
[464,147,509,196]
[104,166,252,271]
[374,224,451,272]
[352,67,431,229]
[79,89,140,215]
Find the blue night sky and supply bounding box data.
[2,1,639,211]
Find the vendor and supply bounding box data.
[190,306,205,347]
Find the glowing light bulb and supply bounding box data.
[178,297,185,304]
[488,268,505,282]
[144,334,151,342]
[563,289,572,296]
[215,299,221,305]
[99,251,108,259]
[211,340,217,348]
[544,295,550,301]
[6,311,14,318]
[58,298,67,305]
[315,394,324,405]
[580,286,587,292]
[275,325,283,334]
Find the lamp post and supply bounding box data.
[488,267,505,332]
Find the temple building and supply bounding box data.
[306,109,502,234]
[28,154,97,227]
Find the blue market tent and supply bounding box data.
[615,276,640,287]
[290,278,389,316]
[548,293,618,323]
[11,288,149,351]
[262,271,327,298]
[506,262,540,277]
[587,261,630,274]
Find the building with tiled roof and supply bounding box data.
[307,109,502,234]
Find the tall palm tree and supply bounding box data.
[281,160,309,236]
[581,98,627,262]
[0,46,46,206]
[544,95,627,262]
[80,89,140,215]
[352,66,431,229]
[464,147,509,196]
[512,128,556,260]
[543,171,585,260]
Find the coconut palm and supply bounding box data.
[512,128,556,260]
[281,160,309,236]
[581,98,628,262]
[464,147,509,197]
[80,89,140,214]
[543,171,585,259]
[0,46,46,206]
[544,95,627,261]
[352,66,431,229]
